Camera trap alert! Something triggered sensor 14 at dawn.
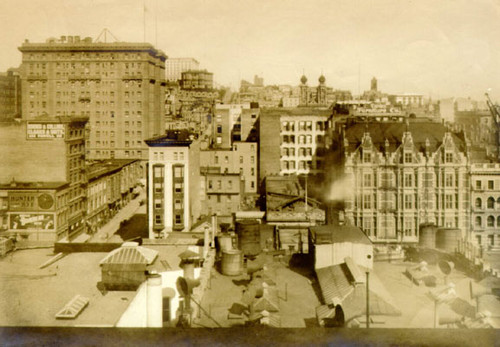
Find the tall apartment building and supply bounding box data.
[0,68,22,121]
[259,107,330,180]
[0,116,88,241]
[18,35,167,162]
[212,103,259,148]
[329,121,470,244]
[165,58,199,82]
[145,130,201,238]
[470,163,500,249]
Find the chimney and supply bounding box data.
[146,273,162,327]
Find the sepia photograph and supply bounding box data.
[0,0,499,345]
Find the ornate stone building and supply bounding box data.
[330,121,470,244]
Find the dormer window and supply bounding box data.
[445,152,453,163]
[363,151,371,163]
[404,152,412,163]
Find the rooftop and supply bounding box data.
[87,159,139,181]
[343,121,466,153]
[144,130,198,147]
[310,224,372,245]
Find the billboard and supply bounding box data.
[8,192,55,211]
[9,213,55,230]
[27,123,65,139]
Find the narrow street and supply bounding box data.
[87,188,146,243]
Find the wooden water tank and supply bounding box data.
[236,221,261,256]
[419,224,437,249]
[221,250,243,276]
[436,228,461,253]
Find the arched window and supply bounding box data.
[475,216,482,227]
[475,198,482,209]
[497,216,500,227]
[488,197,495,209]
[497,197,500,207]
[488,216,495,227]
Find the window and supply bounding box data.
[476,198,482,208]
[215,156,219,164]
[404,194,413,209]
[476,180,482,190]
[174,166,184,177]
[363,152,371,163]
[216,137,222,144]
[404,173,413,187]
[488,216,495,227]
[445,152,453,163]
[475,216,482,227]
[404,153,412,163]
[363,173,371,187]
[363,194,371,209]
[155,215,163,225]
[217,125,222,133]
[445,174,453,187]
[489,180,494,190]
[488,197,495,209]
[445,194,453,209]
[240,156,243,164]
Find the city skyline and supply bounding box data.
[0,0,499,100]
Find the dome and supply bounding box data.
[300,75,307,84]
[319,75,326,84]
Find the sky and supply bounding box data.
[0,0,499,100]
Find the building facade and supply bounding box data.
[0,116,88,241]
[0,68,22,121]
[165,58,200,82]
[200,142,258,194]
[259,107,330,180]
[201,173,242,217]
[212,103,259,148]
[332,121,470,244]
[86,159,142,234]
[470,163,500,249]
[180,70,213,90]
[145,130,201,238]
[18,35,167,161]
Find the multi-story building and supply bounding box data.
[329,120,470,244]
[165,58,200,82]
[201,173,242,217]
[0,68,22,121]
[259,107,330,180]
[388,93,424,107]
[18,35,167,162]
[200,142,258,194]
[0,116,88,241]
[180,70,213,90]
[212,103,259,148]
[145,130,201,238]
[86,159,142,234]
[470,163,500,249]
[0,181,69,242]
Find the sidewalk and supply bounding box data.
[88,190,146,243]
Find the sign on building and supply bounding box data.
[27,123,65,139]
[9,213,55,230]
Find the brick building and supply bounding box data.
[0,116,88,241]
[259,107,330,180]
[18,35,167,161]
[0,68,22,121]
[165,58,199,82]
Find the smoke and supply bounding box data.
[324,175,355,202]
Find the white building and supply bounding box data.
[145,130,201,238]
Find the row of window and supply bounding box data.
[474,197,500,209]
[361,171,464,188]
[475,215,500,228]
[29,79,144,89]
[152,152,185,161]
[282,135,321,144]
[362,151,455,164]
[93,150,139,158]
[26,52,146,61]
[475,179,499,190]
[357,193,461,210]
[281,121,327,132]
